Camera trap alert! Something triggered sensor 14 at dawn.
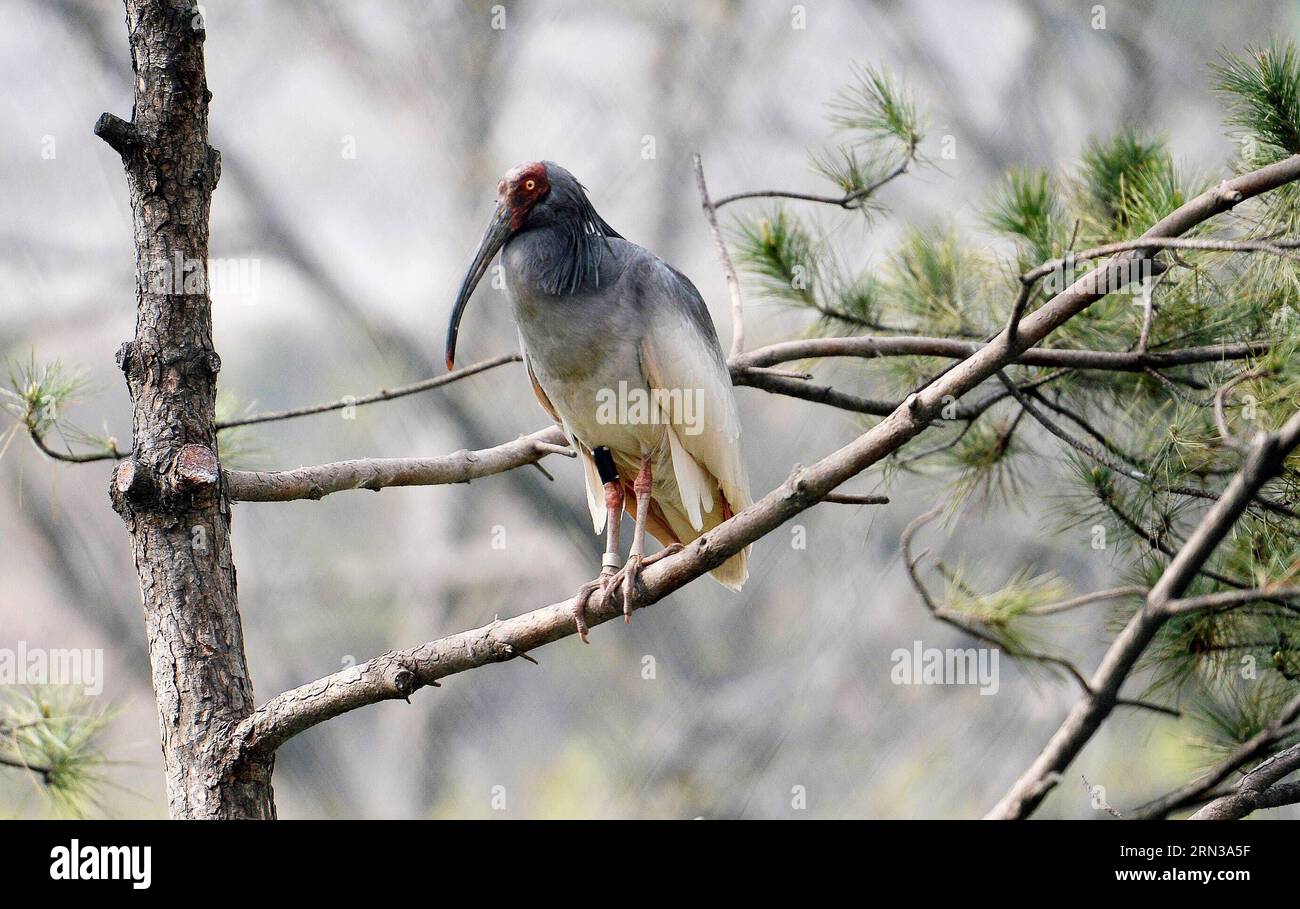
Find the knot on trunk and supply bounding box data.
[173,443,220,490]
[94,112,139,159]
[109,444,223,516]
[115,340,141,380]
[110,458,157,513]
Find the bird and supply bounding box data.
[445,161,751,641]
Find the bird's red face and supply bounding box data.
[498,162,551,231]
[447,161,552,371]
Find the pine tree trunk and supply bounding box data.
[98,0,274,819]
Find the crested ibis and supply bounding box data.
[446,161,751,641]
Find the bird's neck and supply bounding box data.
[506,218,618,298]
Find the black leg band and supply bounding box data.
[593,446,619,484]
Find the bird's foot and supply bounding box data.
[615,555,642,623]
[572,545,684,640]
[571,565,619,644]
[610,544,686,623]
[641,542,685,567]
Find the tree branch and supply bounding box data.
[733,336,1270,373]
[1191,741,1300,820]
[21,333,1269,470]
[224,427,570,502]
[1163,585,1300,617]
[0,752,53,783]
[1131,693,1300,819]
[1020,235,1300,283]
[28,428,126,463]
[997,371,1299,519]
[901,509,1175,717]
[985,406,1300,820]
[1026,585,1147,617]
[216,353,521,429]
[710,152,912,210]
[1214,365,1266,450]
[822,493,890,505]
[693,154,747,358]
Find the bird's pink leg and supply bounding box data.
[617,455,683,620]
[572,480,624,643]
[600,480,623,579]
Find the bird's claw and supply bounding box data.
[572,567,619,643]
[572,577,604,644]
[618,556,643,622]
[612,543,685,622]
[572,544,686,641]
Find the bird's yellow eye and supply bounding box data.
[524,179,536,191]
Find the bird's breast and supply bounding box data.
[509,285,660,453]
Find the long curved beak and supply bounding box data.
[446,204,511,371]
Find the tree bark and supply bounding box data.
[98,0,273,819]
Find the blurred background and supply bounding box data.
[2,0,1297,819]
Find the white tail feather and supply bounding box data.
[574,436,607,534]
[667,427,710,531]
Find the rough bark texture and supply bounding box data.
[99,0,273,819]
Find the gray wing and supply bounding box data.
[630,252,752,524]
[659,261,726,357]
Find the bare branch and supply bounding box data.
[822,493,890,505]
[28,429,126,463]
[216,354,521,429]
[734,362,1063,422]
[1004,282,1035,345]
[1143,365,1214,405]
[710,153,911,210]
[693,154,747,358]
[1214,366,1266,450]
[730,367,900,417]
[92,112,138,158]
[1021,236,1300,283]
[1135,268,1172,354]
[1250,779,1300,811]
[224,427,570,502]
[0,752,53,783]
[742,366,814,381]
[1026,585,1147,617]
[900,506,944,613]
[1163,585,1300,617]
[734,335,1270,373]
